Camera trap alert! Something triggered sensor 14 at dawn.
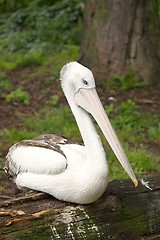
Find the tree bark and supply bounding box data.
[80,0,160,85]
[0,176,160,239]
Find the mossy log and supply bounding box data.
[0,176,160,240]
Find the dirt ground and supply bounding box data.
[0,67,160,197]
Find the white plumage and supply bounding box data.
[5,62,138,204]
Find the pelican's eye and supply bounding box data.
[82,78,88,86]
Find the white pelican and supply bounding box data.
[5,62,138,204]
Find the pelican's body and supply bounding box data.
[5,62,138,204]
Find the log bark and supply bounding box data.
[80,0,160,85]
[0,176,160,240]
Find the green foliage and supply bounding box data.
[49,95,60,106]
[5,87,30,105]
[28,45,79,80]
[148,123,160,141]
[20,46,79,84]
[106,100,159,143]
[0,0,82,77]
[0,71,13,97]
[24,107,80,141]
[43,76,55,85]
[0,0,59,13]
[16,50,44,68]
[0,71,8,82]
[106,68,148,90]
[0,50,45,71]
[108,146,158,179]
[0,0,30,13]
[111,100,142,129]
[99,100,160,179]
[0,45,79,74]
[0,0,83,53]
[0,106,80,145]
[0,128,36,144]
[0,78,12,91]
[126,148,159,176]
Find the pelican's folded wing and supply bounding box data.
[5,134,68,177]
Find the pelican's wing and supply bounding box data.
[5,134,68,177]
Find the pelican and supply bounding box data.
[5,62,138,204]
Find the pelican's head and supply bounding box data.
[60,61,95,97]
[60,62,138,187]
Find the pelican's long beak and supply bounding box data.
[75,88,138,187]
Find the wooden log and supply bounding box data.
[0,176,160,240]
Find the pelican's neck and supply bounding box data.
[67,95,106,162]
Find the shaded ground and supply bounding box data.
[0,66,160,197]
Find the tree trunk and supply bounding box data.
[80,0,160,85]
[0,177,160,239]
